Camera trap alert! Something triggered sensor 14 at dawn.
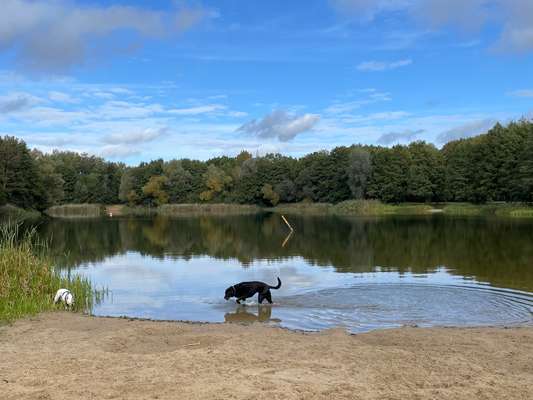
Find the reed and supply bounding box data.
[0,222,96,322]
[270,202,334,215]
[45,204,103,218]
[443,203,533,218]
[333,200,433,216]
[0,205,41,222]
[272,200,432,216]
[157,203,260,216]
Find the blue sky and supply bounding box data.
[1,0,532,164]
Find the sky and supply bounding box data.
[0,0,532,164]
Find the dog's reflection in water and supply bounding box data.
[224,304,281,324]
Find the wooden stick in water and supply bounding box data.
[281,230,293,248]
[281,215,294,232]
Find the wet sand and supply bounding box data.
[1,313,532,400]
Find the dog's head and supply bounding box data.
[65,293,74,307]
[224,286,236,300]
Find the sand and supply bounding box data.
[1,313,532,400]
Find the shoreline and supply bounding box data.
[82,312,533,333]
[1,312,532,399]
[3,201,531,220]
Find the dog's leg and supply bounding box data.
[265,291,273,304]
[258,293,264,304]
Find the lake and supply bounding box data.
[37,213,533,333]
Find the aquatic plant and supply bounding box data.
[0,222,97,322]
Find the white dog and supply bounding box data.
[54,288,74,308]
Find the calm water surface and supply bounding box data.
[37,213,533,332]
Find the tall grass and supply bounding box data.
[270,202,334,215]
[45,204,103,218]
[333,200,433,216]
[443,203,533,218]
[0,204,41,222]
[272,200,433,216]
[0,222,97,322]
[157,203,261,216]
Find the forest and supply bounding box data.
[1,120,532,211]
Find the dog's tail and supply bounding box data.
[269,277,282,290]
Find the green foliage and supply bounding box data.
[261,183,280,206]
[406,142,444,202]
[2,120,533,211]
[0,136,46,210]
[143,176,169,206]
[367,146,410,203]
[347,147,371,199]
[199,164,233,202]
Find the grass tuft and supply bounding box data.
[45,204,103,218]
[0,222,97,322]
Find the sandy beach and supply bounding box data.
[1,313,532,400]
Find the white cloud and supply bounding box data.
[238,110,320,142]
[377,129,424,144]
[341,111,410,124]
[0,92,41,114]
[329,0,410,21]
[436,118,496,143]
[48,91,79,103]
[103,127,167,145]
[357,59,413,72]
[99,145,141,159]
[169,104,227,115]
[330,0,533,53]
[325,90,392,114]
[0,0,213,72]
[97,101,164,120]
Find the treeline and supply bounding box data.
[1,120,532,210]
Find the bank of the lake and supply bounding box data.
[38,200,533,219]
[1,312,532,400]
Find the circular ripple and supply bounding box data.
[276,283,533,333]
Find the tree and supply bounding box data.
[367,146,410,203]
[199,165,232,202]
[262,183,280,206]
[275,179,297,203]
[347,147,371,199]
[517,126,533,201]
[0,136,45,209]
[406,142,444,202]
[32,150,64,207]
[163,160,192,203]
[143,176,169,206]
[119,169,138,205]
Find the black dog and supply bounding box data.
[224,277,281,304]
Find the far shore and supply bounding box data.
[1,312,532,400]
[4,200,533,220]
